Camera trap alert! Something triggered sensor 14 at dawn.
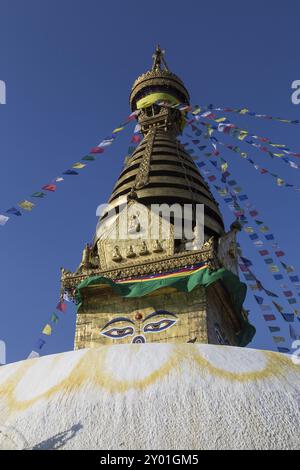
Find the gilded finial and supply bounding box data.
[151,45,169,72]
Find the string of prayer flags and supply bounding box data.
[1,110,138,228]
[197,124,300,192]
[200,104,300,126]
[29,293,73,359]
[189,132,300,309]
[188,134,300,317]
[190,144,294,347]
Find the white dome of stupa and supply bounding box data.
[0,343,299,450]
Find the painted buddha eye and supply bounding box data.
[101,326,134,339]
[143,318,176,334]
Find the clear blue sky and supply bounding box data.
[0,0,300,363]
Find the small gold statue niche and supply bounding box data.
[153,240,163,253]
[112,245,123,262]
[139,241,150,256]
[126,245,136,259]
[128,213,141,234]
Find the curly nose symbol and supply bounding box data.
[132,335,146,344]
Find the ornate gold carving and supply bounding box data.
[133,128,156,190]
[61,242,217,292]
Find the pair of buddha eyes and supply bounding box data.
[101,317,177,339]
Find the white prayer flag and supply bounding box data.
[0,215,9,226]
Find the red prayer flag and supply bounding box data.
[275,251,285,257]
[131,135,141,144]
[264,314,276,321]
[259,250,269,256]
[56,301,67,313]
[42,184,57,192]
[90,147,104,154]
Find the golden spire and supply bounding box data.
[151,45,169,72]
[130,46,190,111]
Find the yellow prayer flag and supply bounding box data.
[192,106,201,115]
[277,178,285,186]
[112,127,124,133]
[42,324,52,336]
[72,162,86,169]
[215,117,227,123]
[274,154,284,158]
[18,200,35,211]
[239,108,249,115]
[238,131,248,141]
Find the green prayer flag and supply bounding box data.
[31,192,46,198]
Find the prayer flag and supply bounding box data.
[6,207,22,216]
[42,324,52,336]
[82,155,95,161]
[0,215,9,226]
[277,347,290,354]
[56,301,67,313]
[18,200,35,211]
[63,170,79,176]
[27,351,40,359]
[37,339,46,350]
[72,162,86,169]
[269,327,281,333]
[289,325,300,340]
[51,313,59,324]
[31,192,46,198]
[259,250,269,256]
[264,315,276,321]
[131,135,142,144]
[281,262,294,273]
[90,147,105,154]
[254,295,264,305]
[281,313,295,322]
[42,184,57,192]
[273,336,285,344]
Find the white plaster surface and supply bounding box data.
[0,344,299,450]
